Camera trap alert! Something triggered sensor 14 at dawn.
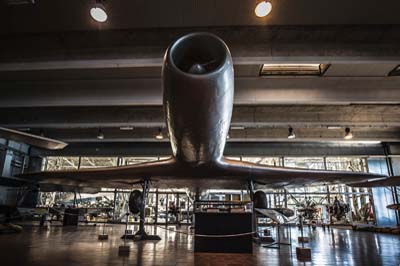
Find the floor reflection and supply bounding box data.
[0,223,398,266]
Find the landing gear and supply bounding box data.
[122,180,161,241]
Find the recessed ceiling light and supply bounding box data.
[344,127,353,140]
[255,1,272,18]
[90,1,108,23]
[288,127,296,139]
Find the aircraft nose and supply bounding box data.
[188,63,207,74]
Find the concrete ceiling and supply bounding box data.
[1,2,400,146]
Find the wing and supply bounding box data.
[218,158,386,188]
[19,158,178,189]
[347,176,400,187]
[0,127,67,150]
[19,157,387,190]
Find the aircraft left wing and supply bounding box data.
[19,158,178,189]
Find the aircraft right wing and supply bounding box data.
[347,176,400,187]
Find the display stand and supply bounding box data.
[98,221,108,240]
[296,215,311,262]
[118,214,131,255]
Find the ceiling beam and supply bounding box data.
[2,105,400,128]
[1,76,400,107]
[31,142,386,157]
[1,26,400,71]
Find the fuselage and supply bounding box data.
[162,33,234,165]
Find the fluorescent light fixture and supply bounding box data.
[287,127,296,139]
[230,126,245,130]
[97,129,104,140]
[120,126,134,131]
[155,128,164,140]
[90,1,108,23]
[327,126,342,130]
[260,64,329,76]
[345,141,381,144]
[255,1,272,18]
[344,127,353,140]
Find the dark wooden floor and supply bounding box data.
[0,223,399,266]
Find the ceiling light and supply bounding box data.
[155,128,164,140]
[288,127,296,139]
[344,127,353,140]
[226,134,230,140]
[97,129,104,140]
[260,64,329,76]
[90,1,108,23]
[230,126,246,130]
[120,126,134,131]
[327,126,342,130]
[255,1,272,18]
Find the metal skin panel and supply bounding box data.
[163,32,233,163]
[19,33,386,190]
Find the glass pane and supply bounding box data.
[242,157,282,166]
[326,157,367,172]
[284,157,324,169]
[122,157,158,166]
[79,157,118,169]
[46,156,79,171]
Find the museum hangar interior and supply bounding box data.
[0,0,399,265]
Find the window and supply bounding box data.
[79,157,118,169]
[45,156,79,171]
[284,157,325,169]
[325,157,367,172]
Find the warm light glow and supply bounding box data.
[90,6,107,23]
[255,1,272,18]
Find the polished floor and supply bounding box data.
[0,223,399,266]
